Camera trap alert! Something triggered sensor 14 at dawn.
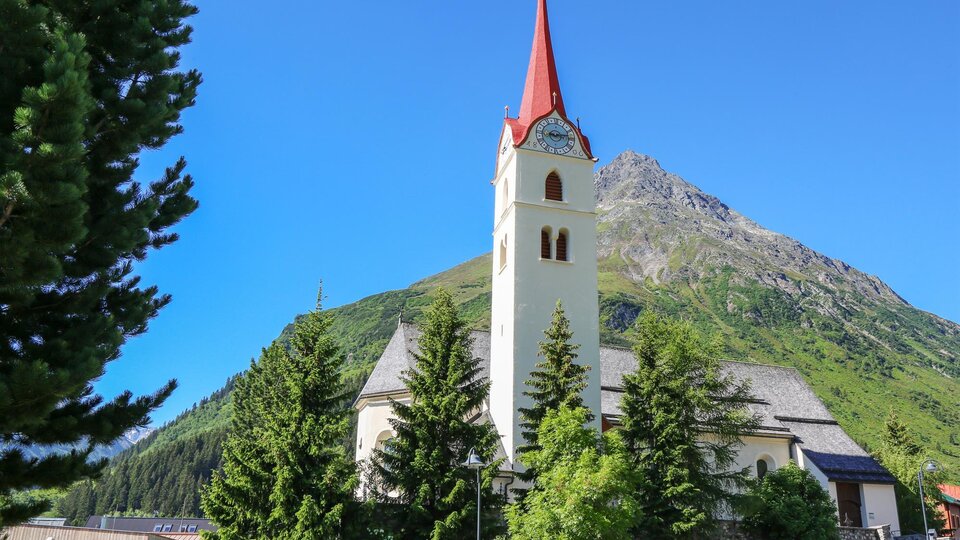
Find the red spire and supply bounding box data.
[518,0,565,125]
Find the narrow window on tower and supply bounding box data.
[502,179,509,213]
[540,227,552,259]
[545,172,563,201]
[499,234,508,270]
[556,229,569,262]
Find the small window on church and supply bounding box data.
[540,227,552,259]
[499,235,508,270]
[756,459,768,479]
[556,229,569,261]
[756,455,775,479]
[545,172,563,201]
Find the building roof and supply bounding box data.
[2,524,176,540]
[359,324,491,399]
[83,517,214,534]
[500,0,594,158]
[783,419,894,484]
[358,323,894,484]
[518,0,565,125]
[941,484,960,505]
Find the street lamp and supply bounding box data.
[463,448,485,540]
[918,459,940,539]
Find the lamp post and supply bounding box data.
[918,459,940,539]
[463,448,485,540]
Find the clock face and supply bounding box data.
[535,118,576,155]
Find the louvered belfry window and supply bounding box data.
[541,229,551,259]
[545,172,563,201]
[556,231,569,261]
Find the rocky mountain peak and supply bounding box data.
[592,151,907,308]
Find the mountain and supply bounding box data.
[57,150,960,518]
[5,426,155,463]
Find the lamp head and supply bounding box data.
[925,462,939,473]
[463,448,485,470]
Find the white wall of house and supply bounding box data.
[797,448,901,534]
[862,483,901,533]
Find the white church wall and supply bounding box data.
[862,483,901,533]
[354,396,408,464]
[731,435,793,480]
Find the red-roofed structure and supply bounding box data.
[518,0,565,125]
[938,484,960,538]
[503,0,593,158]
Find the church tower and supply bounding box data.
[489,0,601,465]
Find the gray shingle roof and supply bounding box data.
[782,419,895,483]
[358,323,490,398]
[359,324,892,484]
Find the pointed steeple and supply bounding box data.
[518,0,565,125]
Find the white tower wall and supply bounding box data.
[490,117,601,465]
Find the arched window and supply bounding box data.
[755,455,775,479]
[556,229,569,261]
[545,172,563,201]
[499,235,508,270]
[756,459,768,479]
[540,227,552,259]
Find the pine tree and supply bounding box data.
[884,409,922,457]
[874,409,944,534]
[620,312,760,538]
[0,0,201,525]
[372,289,502,540]
[201,290,359,539]
[515,301,590,491]
[519,301,591,451]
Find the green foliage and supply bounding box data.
[56,428,226,525]
[741,462,838,540]
[517,301,591,486]
[873,410,944,535]
[0,0,201,525]
[371,289,503,540]
[505,407,639,540]
[884,409,922,457]
[619,312,760,538]
[201,291,359,539]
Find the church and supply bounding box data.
[354,0,901,532]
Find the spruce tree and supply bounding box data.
[873,409,944,534]
[620,312,759,538]
[516,301,590,489]
[372,289,502,540]
[0,0,200,525]
[201,290,359,539]
[884,409,922,457]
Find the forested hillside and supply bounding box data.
[56,151,959,520]
[56,378,238,524]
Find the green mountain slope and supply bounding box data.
[58,151,960,519]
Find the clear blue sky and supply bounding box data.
[116,0,959,426]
